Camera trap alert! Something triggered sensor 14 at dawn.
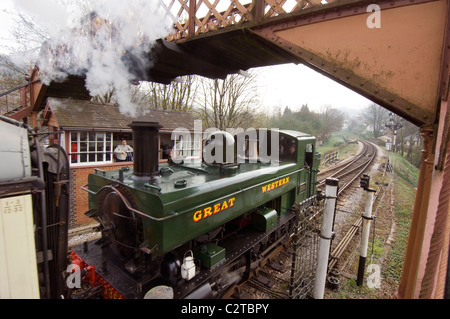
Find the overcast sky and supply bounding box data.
[255,64,372,114]
[1,0,373,116]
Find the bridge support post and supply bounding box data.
[397,127,435,298]
[313,178,338,299]
[188,0,196,37]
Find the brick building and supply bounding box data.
[43,98,200,228]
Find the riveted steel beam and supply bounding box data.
[252,0,449,126]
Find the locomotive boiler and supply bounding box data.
[72,121,320,299]
[0,116,70,299]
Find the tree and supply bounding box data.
[300,104,310,114]
[3,1,174,111]
[360,103,389,138]
[268,104,324,138]
[196,72,259,130]
[318,104,345,142]
[131,75,198,112]
[346,116,360,133]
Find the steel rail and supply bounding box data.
[317,141,369,186]
[337,142,376,196]
[327,142,380,273]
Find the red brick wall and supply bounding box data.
[69,162,133,228]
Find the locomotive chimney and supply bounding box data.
[128,121,163,181]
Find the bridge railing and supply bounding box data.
[163,0,322,41]
[0,83,30,118]
[0,67,44,121]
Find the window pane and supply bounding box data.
[97,133,104,141]
[68,132,113,165]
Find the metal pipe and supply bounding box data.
[313,178,338,299]
[34,132,51,298]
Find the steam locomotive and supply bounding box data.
[0,116,70,299]
[71,121,320,299]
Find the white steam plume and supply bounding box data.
[12,0,175,117]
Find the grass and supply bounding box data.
[385,176,415,283]
[317,134,360,164]
[318,132,420,189]
[388,151,420,188]
[325,170,416,299]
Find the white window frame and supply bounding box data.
[173,133,202,160]
[69,131,114,166]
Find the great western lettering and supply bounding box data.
[261,177,289,193]
[193,197,236,223]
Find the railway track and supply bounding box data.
[324,140,378,269]
[328,184,383,273]
[318,140,377,195]
[222,238,293,299]
[223,140,379,299]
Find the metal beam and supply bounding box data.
[252,0,449,126]
[397,126,436,298]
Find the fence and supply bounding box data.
[289,194,324,299]
[321,150,339,166]
[163,0,323,41]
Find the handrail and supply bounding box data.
[165,0,322,41]
[80,184,179,222]
[0,81,33,98]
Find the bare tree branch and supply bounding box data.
[197,72,259,130]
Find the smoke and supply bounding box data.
[11,0,175,116]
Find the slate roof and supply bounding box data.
[48,98,198,132]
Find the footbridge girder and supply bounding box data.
[161,0,449,128]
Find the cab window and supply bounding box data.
[279,135,297,161]
[305,143,314,168]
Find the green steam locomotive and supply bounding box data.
[72,121,320,299]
